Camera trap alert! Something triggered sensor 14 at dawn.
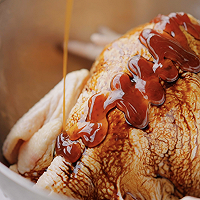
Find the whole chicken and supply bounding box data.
[4,12,200,200]
[36,12,200,199]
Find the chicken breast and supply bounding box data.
[28,12,200,199]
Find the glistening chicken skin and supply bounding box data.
[4,12,200,199]
[35,13,200,199]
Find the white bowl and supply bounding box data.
[0,162,68,200]
[1,1,200,199]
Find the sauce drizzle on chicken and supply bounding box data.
[56,12,200,163]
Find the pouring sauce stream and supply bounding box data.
[62,0,74,131]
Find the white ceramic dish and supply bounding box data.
[1,1,200,200]
[0,162,68,200]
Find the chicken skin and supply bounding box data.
[4,12,200,200]
[36,13,200,199]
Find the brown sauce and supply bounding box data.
[56,12,200,163]
[62,0,74,130]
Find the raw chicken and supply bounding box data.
[4,12,200,200]
[3,69,89,180]
[36,13,200,200]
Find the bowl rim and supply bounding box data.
[0,162,35,188]
[0,162,65,200]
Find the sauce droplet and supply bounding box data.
[56,132,81,163]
